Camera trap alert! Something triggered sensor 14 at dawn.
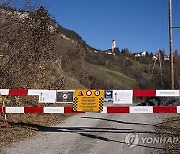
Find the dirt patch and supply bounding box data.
[156,116,180,154]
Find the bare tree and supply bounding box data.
[0,0,43,11]
[23,0,43,11]
[0,0,16,8]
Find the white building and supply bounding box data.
[134,51,147,57]
[163,55,169,61]
[112,40,116,52]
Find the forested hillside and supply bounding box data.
[0,5,138,90]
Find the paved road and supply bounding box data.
[2,112,172,154]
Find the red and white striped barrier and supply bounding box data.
[0,89,180,96]
[0,106,179,114]
[0,89,179,114]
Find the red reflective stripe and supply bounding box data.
[107,107,129,113]
[64,106,73,113]
[64,106,84,113]
[133,90,156,97]
[0,107,5,113]
[9,89,28,96]
[24,107,43,113]
[153,106,177,113]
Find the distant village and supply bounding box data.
[94,40,170,62]
[133,51,169,61]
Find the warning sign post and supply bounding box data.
[73,90,104,112]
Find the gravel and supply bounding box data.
[138,97,180,106]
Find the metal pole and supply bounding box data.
[158,50,164,87]
[169,0,174,89]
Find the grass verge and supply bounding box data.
[156,116,180,154]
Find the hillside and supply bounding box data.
[0,5,180,151]
[0,6,138,148]
[0,6,137,91]
[1,5,179,91]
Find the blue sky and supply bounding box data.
[24,0,180,53]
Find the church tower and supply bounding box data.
[112,40,116,53]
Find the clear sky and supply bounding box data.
[28,0,180,53]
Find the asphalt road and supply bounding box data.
[2,112,173,154]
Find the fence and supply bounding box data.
[0,89,180,114]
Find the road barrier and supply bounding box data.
[0,106,180,113]
[0,89,179,97]
[0,89,180,114]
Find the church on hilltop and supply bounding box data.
[105,40,116,55]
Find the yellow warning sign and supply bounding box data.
[78,91,83,96]
[73,90,104,112]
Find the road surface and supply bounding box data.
[2,112,173,154]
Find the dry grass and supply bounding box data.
[80,63,137,89]
[156,116,180,154]
[0,113,71,151]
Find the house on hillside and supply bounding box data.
[163,55,169,61]
[152,55,158,60]
[141,51,147,56]
[152,54,169,61]
[105,49,115,55]
[133,51,148,57]
[94,50,98,53]
[134,53,140,57]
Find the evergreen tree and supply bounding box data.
[114,47,120,55]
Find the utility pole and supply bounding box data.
[169,0,174,89]
[158,50,164,87]
[151,57,157,79]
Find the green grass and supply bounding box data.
[131,60,149,71]
[62,61,137,90]
[86,63,137,89]
[106,71,136,89]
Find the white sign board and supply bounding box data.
[38,90,56,103]
[113,90,133,104]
